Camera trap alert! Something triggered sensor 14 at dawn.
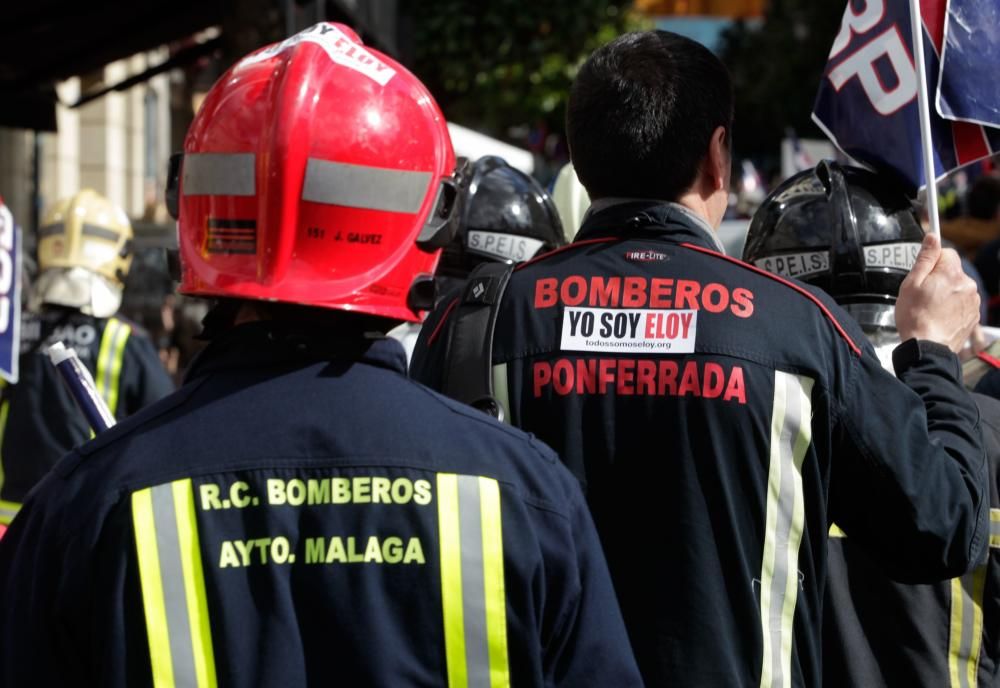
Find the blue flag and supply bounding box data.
[0,201,20,384]
[937,0,1000,127]
[812,0,1000,192]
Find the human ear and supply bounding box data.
[708,126,730,192]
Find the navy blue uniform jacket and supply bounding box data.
[0,307,173,528]
[411,200,989,687]
[0,321,641,687]
[824,392,1000,687]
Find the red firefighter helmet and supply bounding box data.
[172,23,463,322]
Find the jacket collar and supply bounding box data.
[576,199,727,254]
[184,320,407,382]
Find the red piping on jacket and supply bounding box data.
[977,351,1000,370]
[514,237,619,271]
[426,297,460,347]
[680,242,863,357]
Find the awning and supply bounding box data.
[0,0,222,130]
[0,0,399,131]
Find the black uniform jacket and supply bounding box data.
[412,200,988,687]
[0,307,173,527]
[824,392,1000,688]
[0,322,641,687]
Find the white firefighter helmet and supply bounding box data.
[33,189,133,318]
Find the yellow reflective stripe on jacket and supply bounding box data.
[480,476,509,687]
[0,499,19,526]
[437,473,510,688]
[832,513,996,687]
[758,371,814,688]
[949,565,987,688]
[989,509,1000,549]
[132,479,217,688]
[828,523,846,538]
[0,378,13,524]
[95,318,131,416]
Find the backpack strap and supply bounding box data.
[440,261,514,420]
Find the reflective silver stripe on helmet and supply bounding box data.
[81,224,122,242]
[302,159,432,214]
[182,153,256,196]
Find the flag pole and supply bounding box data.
[908,0,942,236]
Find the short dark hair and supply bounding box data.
[567,30,734,201]
[968,174,1000,220]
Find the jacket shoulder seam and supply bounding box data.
[680,242,862,356]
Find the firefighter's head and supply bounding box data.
[436,156,565,280]
[567,30,734,227]
[744,161,924,368]
[169,23,465,329]
[33,189,134,318]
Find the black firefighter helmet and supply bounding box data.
[743,160,924,329]
[437,156,565,279]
